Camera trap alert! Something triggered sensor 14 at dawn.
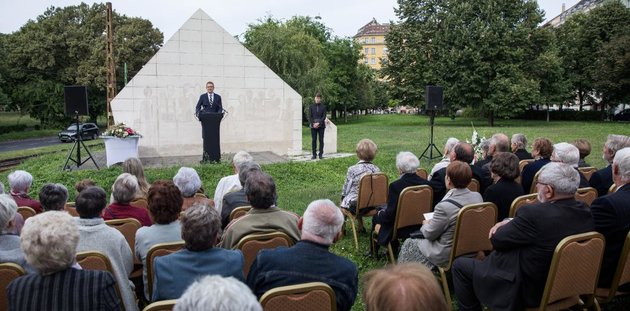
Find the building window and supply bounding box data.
[364,58,368,64]
[371,48,376,55]
[371,37,375,43]
[383,47,388,55]
[364,48,369,55]
[371,58,375,64]
[364,38,368,43]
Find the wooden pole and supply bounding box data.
[106,2,116,127]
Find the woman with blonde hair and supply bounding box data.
[123,157,150,198]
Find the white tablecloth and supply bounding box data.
[102,136,140,167]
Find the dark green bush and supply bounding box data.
[0,124,28,134]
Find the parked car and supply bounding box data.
[58,123,100,142]
[612,109,630,121]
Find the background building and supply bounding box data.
[354,18,390,70]
[544,0,630,27]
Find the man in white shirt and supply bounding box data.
[214,151,253,214]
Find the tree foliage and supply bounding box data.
[1,3,163,125]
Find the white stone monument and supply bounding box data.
[111,9,337,159]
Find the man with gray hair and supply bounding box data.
[38,183,69,212]
[453,162,594,310]
[173,166,213,211]
[511,133,532,160]
[214,151,254,214]
[429,137,459,180]
[590,134,630,196]
[591,147,630,288]
[221,161,261,228]
[7,170,42,213]
[175,275,261,311]
[372,151,433,249]
[475,133,509,168]
[246,199,358,311]
[551,142,589,188]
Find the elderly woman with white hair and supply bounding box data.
[429,137,459,180]
[7,211,121,310]
[511,133,532,161]
[551,142,589,188]
[173,166,213,211]
[372,152,433,250]
[175,275,261,311]
[0,194,33,272]
[102,173,152,226]
[7,170,42,213]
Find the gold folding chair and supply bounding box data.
[526,232,604,311]
[437,202,497,310]
[416,168,428,180]
[509,193,539,218]
[596,231,630,304]
[578,167,598,181]
[193,192,208,199]
[17,206,36,220]
[259,282,336,311]
[146,241,185,300]
[529,170,542,194]
[64,202,79,217]
[340,173,388,250]
[519,159,534,172]
[106,218,143,277]
[0,262,25,311]
[76,251,125,308]
[142,299,177,311]
[237,232,293,278]
[371,185,433,263]
[609,183,618,194]
[467,178,480,192]
[130,198,149,209]
[575,187,598,206]
[229,205,252,222]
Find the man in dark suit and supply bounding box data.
[432,143,490,202]
[195,81,223,116]
[590,134,630,196]
[372,151,435,247]
[475,133,509,168]
[452,162,594,311]
[591,147,630,288]
[309,93,326,159]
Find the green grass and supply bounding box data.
[0,112,40,127]
[1,114,628,310]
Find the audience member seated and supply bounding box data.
[175,275,261,311]
[398,161,483,268]
[432,143,490,200]
[0,181,4,194]
[102,173,152,226]
[0,194,33,273]
[214,151,254,215]
[452,162,594,310]
[75,178,96,194]
[219,171,300,249]
[247,199,358,311]
[340,139,381,214]
[476,140,491,165]
[373,151,433,249]
[123,157,150,199]
[153,203,244,301]
[7,170,42,213]
[511,133,532,161]
[75,187,137,311]
[136,180,183,300]
[362,263,448,311]
[429,137,459,180]
[38,183,68,212]
[590,134,630,196]
[8,211,121,310]
[222,161,261,229]
[573,138,592,168]
[551,142,589,188]
[173,167,213,211]
[591,147,630,288]
[521,137,553,193]
[475,133,509,168]
[482,152,524,220]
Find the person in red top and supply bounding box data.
[102,173,152,226]
[7,170,42,213]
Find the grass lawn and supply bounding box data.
[1,114,629,310]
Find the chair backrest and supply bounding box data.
[445,202,498,270]
[356,173,388,213]
[519,159,534,172]
[105,218,142,261]
[17,206,36,221]
[609,183,618,194]
[193,192,208,199]
[416,168,428,180]
[259,282,336,311]
[536,232,604,310]
[0,262,25,311]
[142,299,178,311]
[529,170,542,194]
[64,202,79,217]
[597,231,630,303]
[509,193,539,218]
[575,187,598,206]
[146,241,185,300]
[130,198,149,209]
[578,167,598,181]
[230,206,252,222]
[76,250,124,303]
[237,232,294,278]
[467,179,480,192]
[392,185,433,241]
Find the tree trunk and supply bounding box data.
[488,110,494,127]
[578,89,584,111]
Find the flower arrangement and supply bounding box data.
[102,122,142,138]
[465,122,487,162]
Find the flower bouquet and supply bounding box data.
[465,122,486,163]
[102,122,142,138]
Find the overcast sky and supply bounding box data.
[0,0,580,40]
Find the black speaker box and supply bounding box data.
[64,86,89,116]
[425,86,443,111]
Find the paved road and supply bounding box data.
[0,136,62,152]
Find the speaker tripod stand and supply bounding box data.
[420,110,442,161]
[63,112,99,171]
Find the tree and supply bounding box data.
[2,3,163,125]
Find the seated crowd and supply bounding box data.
[1,131,630,310]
